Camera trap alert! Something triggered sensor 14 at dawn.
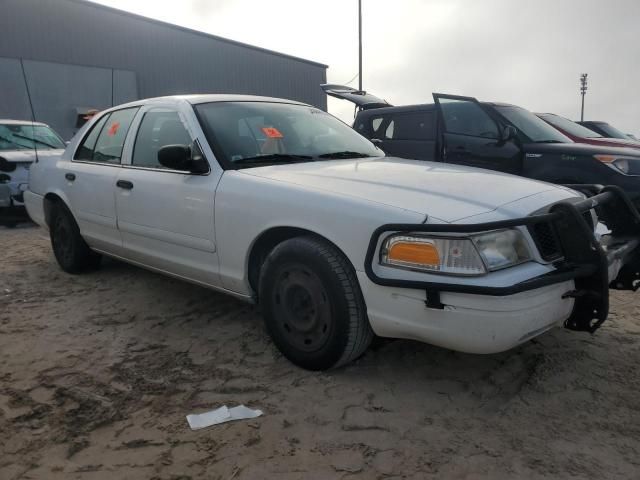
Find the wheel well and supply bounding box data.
[247,227,352,297]
[43,193,66,227]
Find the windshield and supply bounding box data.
[593,122,630,139]
[493,106,572,143]
[539,114,602,138]
[195,101,380,167]
[0,124,66,151]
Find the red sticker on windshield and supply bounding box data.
[261,127,283,138]
[107,121,121,136]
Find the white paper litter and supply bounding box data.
[186,405,263,430]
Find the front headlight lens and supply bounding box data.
[594,154,640,175]
[382,235,486,275]
[380,229,532,276]
[472,229,531,271]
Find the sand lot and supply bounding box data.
[1,225,639,479]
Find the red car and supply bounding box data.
[537,113,640,150]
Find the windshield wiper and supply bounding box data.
[534,140,565,144]
[233,153,314,167]
[12,134,59,149]
[318,151,372,159]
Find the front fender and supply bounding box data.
[214,171,425,295]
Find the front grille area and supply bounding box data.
[530,222,562,260]
[529,208,596,261]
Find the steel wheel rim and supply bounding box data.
[272,264,332,352]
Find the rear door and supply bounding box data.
[368,110,437,160]
[114,104,221,285]
[65,107,139,253]
[433,94,522,174]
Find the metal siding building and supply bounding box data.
[0,0,328,139]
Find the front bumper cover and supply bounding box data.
[365,185,640,334]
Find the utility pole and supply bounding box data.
[358,0,362,91]
[580,73,588,121]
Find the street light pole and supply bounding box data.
[358,0,362,91]
[580,73,588,122]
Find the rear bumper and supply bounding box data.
[23,190,46,228]
[364,185,640,336]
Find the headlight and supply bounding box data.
[380,229,532,276]
[594,154,640,176]
[472,229,532,271]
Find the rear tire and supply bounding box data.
[259,235,373,370]
[49,204,101,273]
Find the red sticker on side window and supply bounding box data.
[107,121,121,136]
[261,127,283,138]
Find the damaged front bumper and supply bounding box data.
[365,185,640,334]
[0,184,29,226]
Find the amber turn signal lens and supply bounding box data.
[594,154,615,163]
[387,241,440,267]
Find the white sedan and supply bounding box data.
[0,119,66,226]
[24,95,640,370]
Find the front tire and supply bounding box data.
[259,235,373,370]
[50,204,101,273]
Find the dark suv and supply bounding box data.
[322,85,640,203]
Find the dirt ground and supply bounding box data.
[1,225,639,480]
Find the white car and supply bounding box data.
[24,95,640,370]
[0,119,66,227]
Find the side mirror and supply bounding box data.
[500,125,517,142]
[157,144,208,174]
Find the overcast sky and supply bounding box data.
[94,0,639,136]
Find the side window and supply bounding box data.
[76,108,138,163]
[439,99,499,139]
[386,112,435,141]
[368,116,388,139]
[132,111,192,168]
[92,108,138,164]
[354,118,367,135]
[75,114,110,161]
[385,120,395,139]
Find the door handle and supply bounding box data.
[116,180,134,190]
[65,173,76,181]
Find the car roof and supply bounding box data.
[357,100,519,116]
[106,94,311,111]
[0,119,49,127]
[482,101,517,108]
[357,103,436,115]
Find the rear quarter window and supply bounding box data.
[384,111,436,141]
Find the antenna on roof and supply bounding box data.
[19,58,39,164]
[358,0,363,92]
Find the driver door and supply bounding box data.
[433,94,522,174]
[114,105,222,286]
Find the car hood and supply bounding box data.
[240,157,578,222]
[525,141,640,157]
[0,149,64,163]
[586,137,640,150]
